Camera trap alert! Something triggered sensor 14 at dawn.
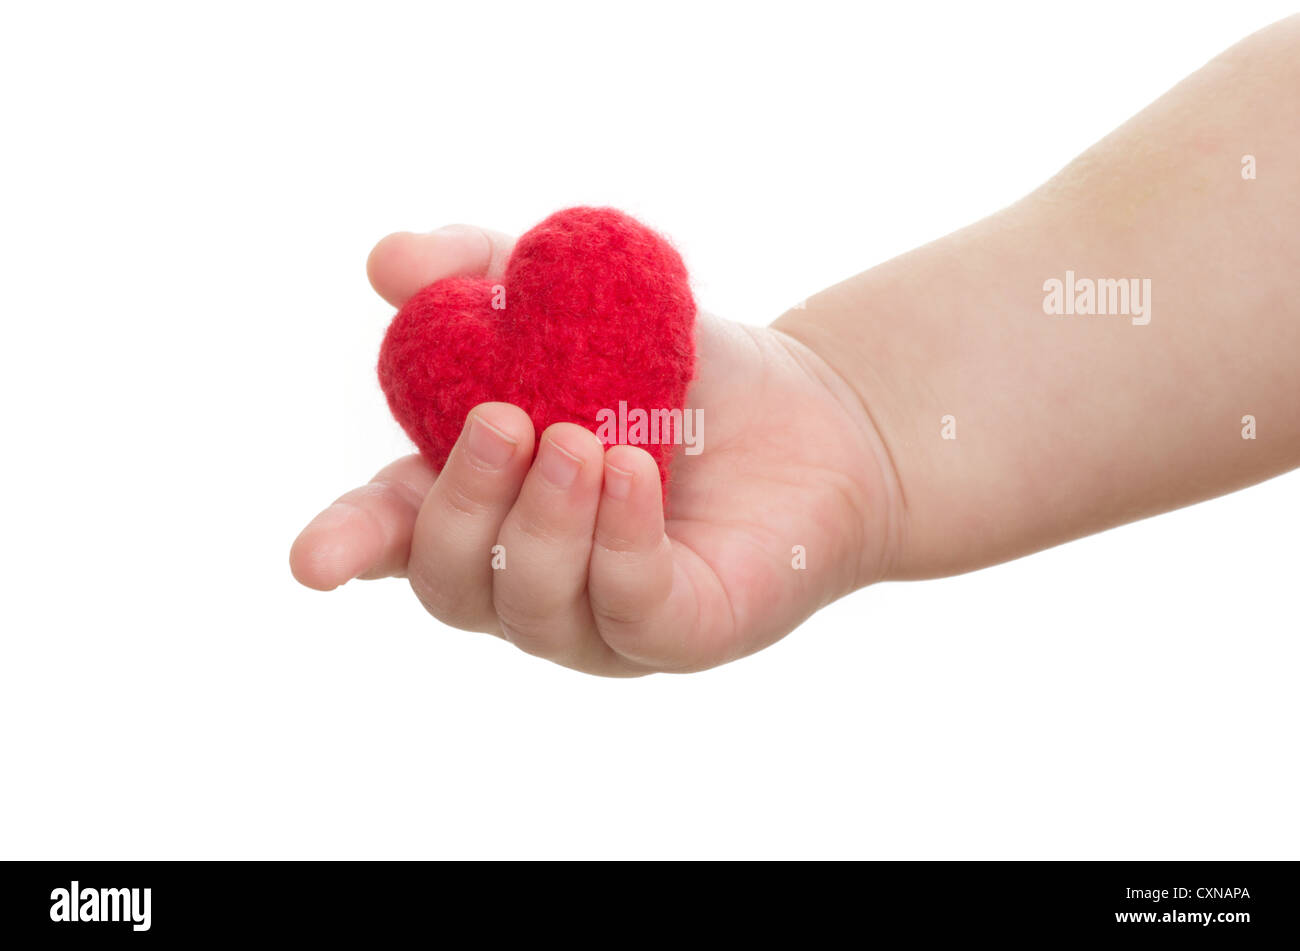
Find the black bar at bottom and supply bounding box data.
[0,860,1292,942]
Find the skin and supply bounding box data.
[292,16,1300,676]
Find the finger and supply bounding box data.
[289,454,436,591]
[588,446,699,669]
[491,424,645,676]
[367,225,516,308]
[407,403,534,633]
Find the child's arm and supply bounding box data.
[292,16,1300,675]
[777,14,1300,581]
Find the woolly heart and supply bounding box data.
[378,207,697,488]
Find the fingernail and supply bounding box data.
[466,415,517,469]
[538,438,582,489]
[604,461,633,501]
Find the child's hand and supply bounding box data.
[290,225,902,675]
[293,18,1300,675]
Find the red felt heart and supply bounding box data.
[378,207,697,487]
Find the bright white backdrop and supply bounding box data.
[1,1,1296,858]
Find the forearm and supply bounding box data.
[776,15,1300,581]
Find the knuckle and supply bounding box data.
[492,574,594,660]
[369,477,426,513]
[508,508,564,548]
[494,610,559,658]
[589,585,648,628]
[492,585,565,649]
[594,528,641,556]
[439,479,497,520]
[589,542,673,629]
[408,564,483,630]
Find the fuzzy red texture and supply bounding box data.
[378,207,697,489]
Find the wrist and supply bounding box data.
[768,313,908,591]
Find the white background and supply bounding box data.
[2,1,1297,858]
